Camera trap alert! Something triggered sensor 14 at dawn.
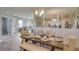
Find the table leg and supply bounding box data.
[32,41,36,44]
[40,43,44,47]
[51,46,54,51]
[23,49,26,51]
[25,39,28,42]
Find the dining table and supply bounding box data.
[20,35,63,51]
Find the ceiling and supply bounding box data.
[0,7,33,19]
[0,7,79,19]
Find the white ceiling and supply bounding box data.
[0,7,33,19]
[0,7,79,19]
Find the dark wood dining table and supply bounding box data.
[20,36,63,51]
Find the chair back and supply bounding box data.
[64,36,77,51]
[21,29,29,36]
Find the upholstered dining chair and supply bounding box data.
[21,28,30,43]
[63,36,77,51]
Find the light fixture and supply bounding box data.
[40,10,44,16]
[35,10,44,16]
[35,10,38,15]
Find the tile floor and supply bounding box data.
[0,34,22,51]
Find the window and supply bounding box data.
[18,20,23,28]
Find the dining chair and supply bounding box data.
[21,28,30,43]
[63,36,77,51]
